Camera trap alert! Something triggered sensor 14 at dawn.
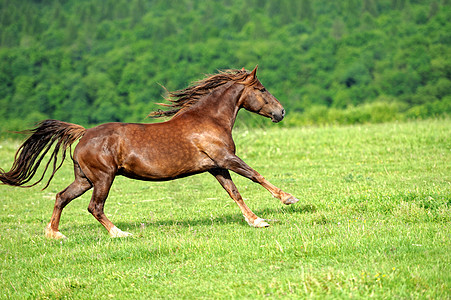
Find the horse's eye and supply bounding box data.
[260,88,266,93]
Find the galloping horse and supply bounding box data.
[0,66,298,239]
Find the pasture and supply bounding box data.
[0,119,450,299]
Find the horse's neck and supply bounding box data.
[180,82,244,130]
[206,83,244,130]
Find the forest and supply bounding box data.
[0,0,450,130]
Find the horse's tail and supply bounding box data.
[0,120,86,190]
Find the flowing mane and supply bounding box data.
[149,69,253,118]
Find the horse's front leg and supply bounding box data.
[218,155,299,205]
[209,168,269,227]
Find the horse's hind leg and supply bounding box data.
[209,168,269,228]
[87,173,132,238]
[219,154,299,205]
[45,164,92,239]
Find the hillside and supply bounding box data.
[0,0,450,128]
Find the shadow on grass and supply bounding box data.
[110,203,318,229]
[57,203,318,238]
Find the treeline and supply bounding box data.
[0,0,450,131]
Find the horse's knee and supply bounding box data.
[87,203,98,216]
[87,202,104,218]
[54,193,67,210]
[87,204,94,215]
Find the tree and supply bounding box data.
[363,0,378,16]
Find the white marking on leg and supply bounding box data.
[282,194,299,205]
[253,217,270,227]
[109,226,132,238]
[243,216,270,228]
[44,223,67,240]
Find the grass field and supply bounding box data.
[0,119,450,299]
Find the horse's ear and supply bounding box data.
[238,65,258,85]
[250,65,258,79]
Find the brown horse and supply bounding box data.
[0,66,298,239]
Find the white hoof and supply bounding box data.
[282,195,299,205]
[244,216,270,228]
[45,223,67,240]
[109,226,132,238]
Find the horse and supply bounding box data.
[0,66,298,239]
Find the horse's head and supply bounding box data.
[237,66,285,123]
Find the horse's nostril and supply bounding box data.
[281,109,285,117]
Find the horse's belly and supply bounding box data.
[119,152,215,181]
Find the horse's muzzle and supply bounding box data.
[271,109,285,123]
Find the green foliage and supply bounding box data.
[0,0,450,127]
[0,120,450,298]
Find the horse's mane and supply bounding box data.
[148,69,253,118]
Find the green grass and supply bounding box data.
[0,119,450,299]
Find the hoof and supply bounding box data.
[245,216,270,228]
[109,226,132,238]
[283,195,299,205]
[45,223,67,240]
